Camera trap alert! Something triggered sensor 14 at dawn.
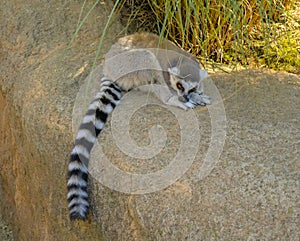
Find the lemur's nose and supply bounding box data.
[178,95,189,103]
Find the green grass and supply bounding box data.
[118,0,300,73]
[71,0,299,73]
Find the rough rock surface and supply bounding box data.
[0,0,299,241]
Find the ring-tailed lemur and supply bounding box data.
[67,33,211,220]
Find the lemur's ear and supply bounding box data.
[199,69,208,80]
[168,66,180,76]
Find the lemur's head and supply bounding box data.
[168,66,207,103]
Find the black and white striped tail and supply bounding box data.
[67,77,123,220]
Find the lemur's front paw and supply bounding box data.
[198,94,211,106]
[184,101,196,109]
[189,92,212,106]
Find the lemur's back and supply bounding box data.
[107,32,191,56]
[103,33,201,90]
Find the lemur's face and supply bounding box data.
[168,66,203,103]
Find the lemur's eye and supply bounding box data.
[176,82,184,91]
[188,87,197,94]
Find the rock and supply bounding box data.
[0,0,299,240]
